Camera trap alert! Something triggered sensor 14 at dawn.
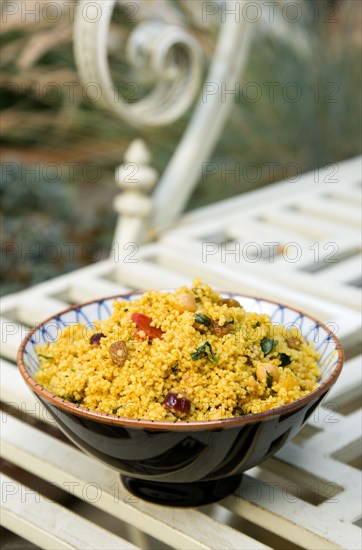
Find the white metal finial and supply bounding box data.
[111,140,158,258]
[123,139,151,165]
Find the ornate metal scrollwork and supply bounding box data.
[74,0,203,127]
[74,0,253,235]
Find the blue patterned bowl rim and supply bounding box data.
[17,291,344,431]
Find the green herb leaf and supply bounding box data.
[191,341,218,363]
[207,343,218,363]
[38,354,54,361]
[266,372,273,388]
[260,338,278,356]
[279,353,292,367]
[171,362,179,374]
[194,313,212,326]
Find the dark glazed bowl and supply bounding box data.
[17,292,343,506]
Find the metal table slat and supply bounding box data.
[15,296,69,326]
[0,316,29,361]
[112,260,191,290]
[159,233,361,311]
[156,241,360,328]
[1,415,271,550]
[177,157,362,227]
[295,196,361,227]
[1,474,138,550]
[223,474,361,550]
[324,354,362,406]
[0,359,54,425]
[1,157,360,548]
[66,278,131,304]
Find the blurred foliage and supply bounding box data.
[0,0,361,295]
[0,169,116,296]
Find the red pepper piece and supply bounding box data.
[131,313,164,339]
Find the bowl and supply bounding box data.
[17,291,343,507]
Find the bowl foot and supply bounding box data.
[121,474,242,507]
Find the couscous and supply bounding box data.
[36,280,320,421]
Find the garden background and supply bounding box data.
[1,0,361,296]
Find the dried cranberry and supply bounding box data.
[90,333,105,346]
[163,392,191,416]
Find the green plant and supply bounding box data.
[0,167,116,296]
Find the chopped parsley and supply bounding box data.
[260,337,278,356]
[191,341,218,363]
[194,313,212,326]
[171,362,179,374]
[266,372,273,388]
[38,354,54,361]
[279,353,292,367]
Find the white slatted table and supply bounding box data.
[1,157,361,549]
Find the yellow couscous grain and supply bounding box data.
[36,280,320,421]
